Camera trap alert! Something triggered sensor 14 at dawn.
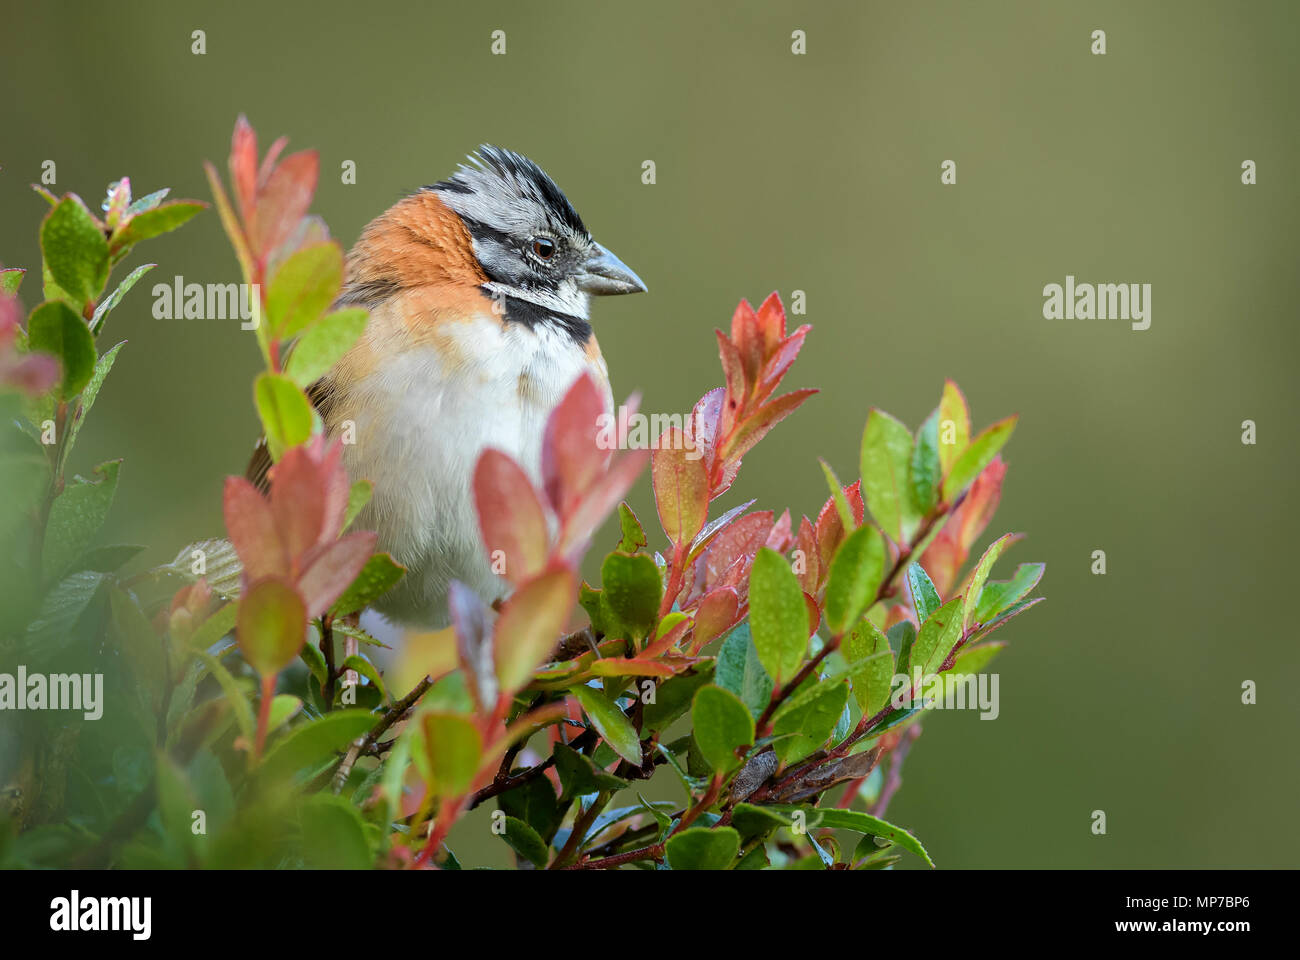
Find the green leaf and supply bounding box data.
[187,600,238,650]
[748,547,809,684]
[690,685,755,775]
[553,743,626,801]
[42,459,121,581]
[170,538,242,597]
[501,816,549,867]
[126,188,169,217]
[257,709,374,784]
[266,242,344,339]
[64,340,124,460]
[111,201,205,250]
[284,307,367,387]
[910,408,941,517]
[90,264,154,333]
[78,542,145,572]
[254,372,313,460]
[665,826,740,870]
[599,551,662,640]
[40,196,109,305]
[194,649,255,746]
[570,684,641,765]
[771,679,850,764]
[343,479,372,530]
[0,267,25,295]
[907,562,942,624]
[418,712,483,797]
[28,300,96,399]
[860,408,914,543]
[642,663,716,733]
[961,532,1023,631]
[968,596,1043,644]
[844,619,894,716]
[499,775,561,840]
[942,415,1017,502]
[776,805,934,867]
[973,562,1044,623]
[299,794,373,869]
[617,501,647,553]
[890,620,917,677]
[909,596,964,677]
[822,524,885,635]
[937,380,970,477]
[731,802,798,840]
[237,577,306,676]
[110,588,165,698]
[329,553,404,618]
[340,654,389,703]
[652,438,709,548]
[714,624,773,718]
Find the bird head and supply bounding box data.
[429,146,645,322]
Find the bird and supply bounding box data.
[248,146,645,629]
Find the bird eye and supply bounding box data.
[531,237,557,260]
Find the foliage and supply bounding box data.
[0,118,1043,870]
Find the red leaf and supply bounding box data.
[223,476,288,581]
[730,299,764,387]
[715,331,746,436]
[494,566,577,692]
[257,135,289,192]
[764,509,793,553]
[652,432,710,549]
[754,291,787,355]
[691,587,739,651]
[541,372,609,517]
[641,616,692,659]
[474,449,550,584]
[955,455,1006,549]
[793,516,820,593]
[757,325,810,400]
[703,511,773,592]
[558,447,649,559]
[718,388,817,465]
[814,479,865,572]
[250,149,319,259]
[920,456,1006,596]
[229,115,258,224]
[296,531,377,618]
[686,387,724,477]
[589,657,680,679]
[269,446,329,562]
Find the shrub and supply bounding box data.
[0,118,1043,870]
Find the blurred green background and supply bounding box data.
[3,0,1297,867]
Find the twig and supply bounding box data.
[329,674,434,794]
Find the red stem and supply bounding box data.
[254,673,276,759]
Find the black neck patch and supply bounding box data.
[488,289,592,344]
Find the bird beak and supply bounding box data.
[577,243,647,295]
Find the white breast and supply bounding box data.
[336,311,611,628]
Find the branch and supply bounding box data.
[328,673,434,794]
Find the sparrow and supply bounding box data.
[248,146,645,628]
